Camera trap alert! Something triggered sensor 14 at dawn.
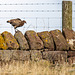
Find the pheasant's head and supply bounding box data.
[23,20,27,24]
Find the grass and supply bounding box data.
[0,60,75,75]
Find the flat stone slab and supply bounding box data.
[12,50,30,61]
[30,50,42,61]
[0,50,30,61]
[0,50,13,61]
[68,56,75,64]
[0,50,74,64]
[68,51,75,57]
[19,51,30,61]
[42,51,67,64]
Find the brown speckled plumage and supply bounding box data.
[7,18,27,29]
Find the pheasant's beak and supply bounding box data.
[7,21,10,23]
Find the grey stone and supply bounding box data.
[63,28,75,50]
[30,50,42,61]
[12,50,30,61]
[68,51,75,57]
[12,50,20,60]
[1,50,13,61]
[2,31,19,50]
[68,56,75,64]
[25,30,44,50]
[37,31,54,50]
[42,51,67,64]
[14,30,29,50]
[19,51,30,61]
[50,30,69,51]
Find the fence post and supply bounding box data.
[62,1,72,31]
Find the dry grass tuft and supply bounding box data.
[0,60,75,75]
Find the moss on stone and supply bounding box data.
[2,31,19,49]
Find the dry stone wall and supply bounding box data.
[0,29,75,64]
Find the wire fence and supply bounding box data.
[0,2,74,35]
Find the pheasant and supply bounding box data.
[7,18,27,29]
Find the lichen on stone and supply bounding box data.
[0,34,8,50]
[1,31,19,49]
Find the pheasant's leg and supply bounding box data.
[14,27,18,32]
[14,24,20,29]
[14,26,17,29]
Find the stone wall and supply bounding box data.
[0,50,75,64]
[0,29,75,64]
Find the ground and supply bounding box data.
[0,60,75,75]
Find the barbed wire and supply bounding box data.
[0,10,62,12]
[0,3,62,5]
[0,3,74,5]
[0,2,74,33]
[0,10,74,12]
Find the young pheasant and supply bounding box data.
[7,18,27,29]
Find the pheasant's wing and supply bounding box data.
[7,19,16,23]
[10,20,22,26]
[16,18,21,20]
[7,19,21,23]
[14,21,25,29]
[11,22,19,26]
[13,20,21,23]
